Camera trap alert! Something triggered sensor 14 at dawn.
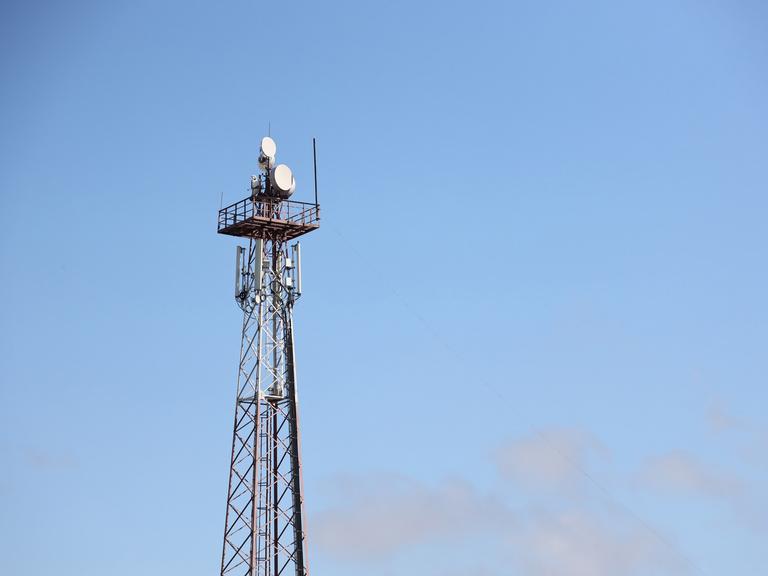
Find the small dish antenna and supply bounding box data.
[259,136,277,169]
[270,164,296,199]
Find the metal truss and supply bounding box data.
[220,236,308,576]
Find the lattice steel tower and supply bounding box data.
[216,136,320,576]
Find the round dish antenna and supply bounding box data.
[259,136,277,169]
[270,164,295,199]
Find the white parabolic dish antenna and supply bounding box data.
[260,136,277,158]
[270,164,295,198]
[259,136,277,168]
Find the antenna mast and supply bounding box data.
[216,135,320,576]
[312,138,318,209]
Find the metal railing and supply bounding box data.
[218,197,320,231]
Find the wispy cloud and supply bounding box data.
[312,468,687,575]
[494,427,608,493]
[313,474,511,560]
[512,507,689,576]
[313,402,768,574]
[639,451,742,498]
[638,450,766,532]
[313,428,693,575]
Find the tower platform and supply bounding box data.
[218,196,320,241]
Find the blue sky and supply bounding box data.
[1,1,767,574]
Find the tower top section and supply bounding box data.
[218,136,320,241]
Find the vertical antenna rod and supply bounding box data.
[312,138,318,209]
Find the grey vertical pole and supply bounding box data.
[235,246,243,298]
[295,243,302,296]
[254,239,264,292]
[312,139,318,209]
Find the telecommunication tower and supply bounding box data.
[216,136,320,576]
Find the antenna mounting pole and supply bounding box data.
[312,138,318,209]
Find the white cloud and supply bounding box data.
[512,508,689,576]
[312,474,511,560]
[494,428,608,492]
[639,451,766,532]
[313,471,688,576]
[639,451,742,499]
[312,430,698,575]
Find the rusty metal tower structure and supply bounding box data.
[216,136,320,576]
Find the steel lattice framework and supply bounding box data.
[218,189,319,576]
